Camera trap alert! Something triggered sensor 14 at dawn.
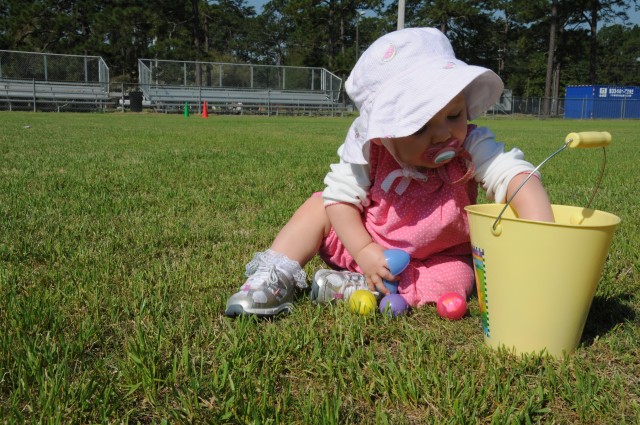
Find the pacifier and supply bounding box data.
[422,138,463,167]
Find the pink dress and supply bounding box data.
[318,137,477,307]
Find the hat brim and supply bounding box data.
[364,57,503,141]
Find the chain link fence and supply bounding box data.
[2,49,639,118]
[0,49,109,83]
[486,95,640,119]
[0,50,344,115]
[138,59,341,96]
[136,59,343,115]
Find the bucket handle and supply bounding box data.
[491,131,611,233]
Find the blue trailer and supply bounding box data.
[564,85,640,119]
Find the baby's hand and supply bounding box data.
[353,243,397,295]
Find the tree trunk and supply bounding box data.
[191,0,202,86]
[204,10,211,86]
[327,0,335,69]
[340,16,345,56]
[588,1,599,85]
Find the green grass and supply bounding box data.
[0,112,638,423]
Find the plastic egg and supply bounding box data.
[436,292,467,320]
[383,249,410,294]
[379,294,409,317]
[349,289,377,315]
[383,280,399,294]
[384,249,410,275]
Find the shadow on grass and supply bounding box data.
[580,293,636,347]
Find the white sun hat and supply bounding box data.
[341,27,504,164]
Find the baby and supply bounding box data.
[225,27,554,317]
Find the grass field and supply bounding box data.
[0,112,638,423]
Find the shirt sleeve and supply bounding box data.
[322,145,371,210]
[465,126,539,203]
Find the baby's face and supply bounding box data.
[386,92,468,170]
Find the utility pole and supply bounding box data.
[355,10,364,60]
[543,0,558,117]
[398,0,405,30]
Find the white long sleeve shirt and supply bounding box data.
[323,126,537,211]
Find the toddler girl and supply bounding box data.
[225,27,554,317]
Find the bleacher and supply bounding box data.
[142,85,337,114]
[138,59,342,115]
[0,50,110,111]
[0,51,343,115]
[0,78,109,110]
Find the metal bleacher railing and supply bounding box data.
[0,50,110,112]
[6,49,635,119]
[137,59,342,115]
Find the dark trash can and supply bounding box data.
[130,91,143,112]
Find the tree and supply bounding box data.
[146,0,196,62]
[247,0,293,65]
[0,0,638,95]
[89,0,156,80]
[0,0,76,52]
[205,0,257,62]
[597,24,640,85]
[563,0,639,84]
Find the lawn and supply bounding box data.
[0,112,638,423]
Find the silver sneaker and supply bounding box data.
[225,250,307,317]
[310,269,373,303]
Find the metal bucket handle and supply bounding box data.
[491,131,612,234]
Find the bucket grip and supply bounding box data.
[492,132,610,231]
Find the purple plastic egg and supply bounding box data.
[379,294,409,317]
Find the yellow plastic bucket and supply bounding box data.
[465,204,620,357]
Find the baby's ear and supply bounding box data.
[371,138,383,146]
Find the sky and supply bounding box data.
[245,1,640,26]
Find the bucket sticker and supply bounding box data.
[472,245,489,337]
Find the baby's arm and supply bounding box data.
[506,174,554,222]
[323,158,394,293]
[466,126,554,222]
[325,203,394,293]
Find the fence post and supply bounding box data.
[32,79,36,112]
[183,62,187,86]
[537,98,541,118]
[122,82,125,112]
